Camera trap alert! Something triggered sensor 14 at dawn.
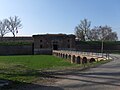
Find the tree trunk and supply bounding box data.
[13,32,15,37]
[13,33,15,41]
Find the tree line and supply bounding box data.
[0,16,22,38]
[75,19,118,41]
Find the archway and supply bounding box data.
[52,41,58,50]
[65,54,68,59]
[82,57,87,64]
[89,58,95,63]
[71,55,76,63]
[60,53,62,58]
[53,44,58,50]
[68,55,71,60]
[62,54,65,58]
[76,56,81,64]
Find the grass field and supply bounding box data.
[0,55,77,69]
[0,55,79,83]
[0,55,111,85]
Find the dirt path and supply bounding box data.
[53,54,120,90]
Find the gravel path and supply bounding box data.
[54,54,120,90]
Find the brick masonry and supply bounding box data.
[0,35,119,55]
[33,34,76,54]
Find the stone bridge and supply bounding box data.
[53,50,110,64]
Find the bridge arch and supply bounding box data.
[62,54,65,58]
[82,57,87,64]
[58,53,61,57]
[89,58,95,63]
[65,54,68,59]
[60,53,62,58]
[76,56,81,64]
[56,53,58,56]
[68,55,71,60]
[71,55,76,63]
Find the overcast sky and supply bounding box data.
[0,0,120,39]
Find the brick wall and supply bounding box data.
[0,45,33,55]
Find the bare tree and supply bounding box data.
[75,26,85,41]
[7,16,22,37]
[89,25,118,56]
[90,25,118,41]
[88,27,99,41]
[75,19,91,41]
[0,19,9,38]
[105,32,118,41]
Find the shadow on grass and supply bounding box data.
[0,60,113,89]
[0,66,61,89]
[0,79,63,90]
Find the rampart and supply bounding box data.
[0,45,33,55]
[0,36,119,55]
[0,37,33,55]
[76,41,120,53]
[0,37,33,42]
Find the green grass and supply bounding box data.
[0,55,77,69]
[0,55,79,83]
[0,55,111,84]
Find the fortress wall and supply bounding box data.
[0,37,33,55]
[0,37,33,42]
[0,45,33,55]
[76,41,120,53]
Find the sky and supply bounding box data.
[0,0,120,39]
